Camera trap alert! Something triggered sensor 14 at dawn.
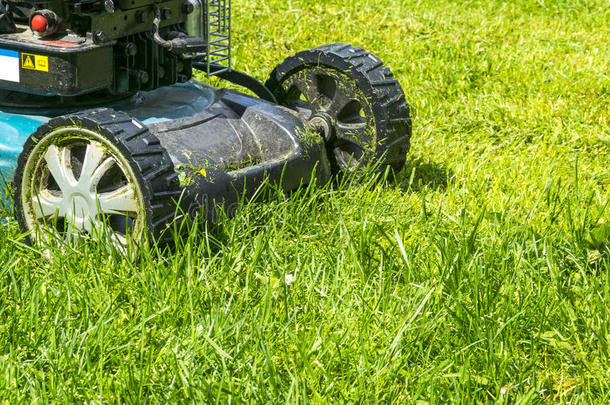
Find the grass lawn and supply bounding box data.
[1,0,609,402]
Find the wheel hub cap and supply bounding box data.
[22,128,145,246]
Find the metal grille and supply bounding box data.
[203,0,231,76]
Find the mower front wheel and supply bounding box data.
[13,108,181,248]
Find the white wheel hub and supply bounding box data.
[21,127,146,246]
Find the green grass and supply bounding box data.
[1,0,609,402]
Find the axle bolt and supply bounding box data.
[309,115,333,141]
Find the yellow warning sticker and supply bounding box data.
[21,53,49,72]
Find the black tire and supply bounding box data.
[266,43,412,173]
[14,107,181,247]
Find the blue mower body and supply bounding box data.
[0,111,46,181]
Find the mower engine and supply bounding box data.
[0,0,228,96]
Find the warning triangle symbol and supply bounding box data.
[23,55,35,69]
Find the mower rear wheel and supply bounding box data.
[266,43,412,173]
[13,108,181,248]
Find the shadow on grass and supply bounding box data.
[398,156,454,192]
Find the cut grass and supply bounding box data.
[1,0,609,402]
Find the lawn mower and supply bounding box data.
[0,0,411,247]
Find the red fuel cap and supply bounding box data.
[31,14,48,32]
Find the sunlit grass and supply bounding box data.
[1,0,609,402]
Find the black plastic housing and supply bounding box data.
[0,37,113,95]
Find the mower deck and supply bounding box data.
[0,81,330,217]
